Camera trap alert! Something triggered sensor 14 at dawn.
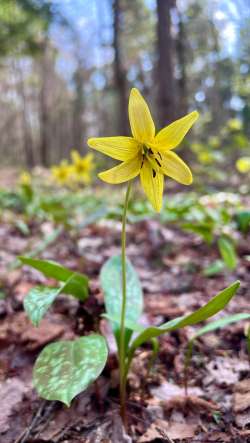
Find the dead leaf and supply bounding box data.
[0,377,31,433]
[233,379,250,428]
[138,419,197,442]
[145,295,184,317]
[150,381,202,401]
[204,356,249,387]
[0,312,72,349]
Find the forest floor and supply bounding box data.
[0,182,250,443]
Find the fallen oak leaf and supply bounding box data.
[138,419,197,442]
[0,377,31,433]
[233,379,250,428]
[161,395,220,414]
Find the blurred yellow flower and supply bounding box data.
[70,151,94,184]
[198,151,214,165]
[88,88,198,211]
[19,171,31,186]
[236,157,250,174]
[227,118,242,131]
[51,160,72,185]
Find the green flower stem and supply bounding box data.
[119,181,132,426]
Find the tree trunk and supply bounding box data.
[113,0,129,135]
[72,64,85,150]
[39,38,50,166]
[14,62,35,168]
[176,8,188,116]
[156,0,176,126]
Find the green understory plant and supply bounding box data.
[19,88,241,427]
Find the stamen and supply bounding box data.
[158,152,162,160]
[152,169,156,178]
[155,158,161,167]
[148,148,153,155]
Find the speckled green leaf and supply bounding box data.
[24,286,60,326]
[100,255,143,348]
[33,335,108,406]
[24,275,78,326]
[19,256,88,300]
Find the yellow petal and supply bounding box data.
[140,160,163,212]
[98,156,141,184]
[71,150,81,163]
[153,111,199,151]
[128,88,155,143]
[160,151,193,185]
[87,137,140,161]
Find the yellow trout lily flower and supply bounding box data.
[70,150,94,184]
[88,88,199,211]
[51,160,72,185]
[19,171,31,187]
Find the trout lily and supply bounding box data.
[70,150,94,184]
[88,88,199,211]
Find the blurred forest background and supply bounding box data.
[0,0,250,178]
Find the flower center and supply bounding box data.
[141,145,163,178]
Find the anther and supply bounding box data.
[152,169,156,178]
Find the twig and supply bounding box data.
[15,400,47,443]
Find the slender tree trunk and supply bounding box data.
[14,62,35,167]
[156,0,176,126]
[113,0,129,135]
[39,38,50,166]
[210,25,223,130]
[176,9,188,116]
[72,63,85,150]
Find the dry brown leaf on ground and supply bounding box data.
[0,377,31,433]
[0,312,73,349]
[204,356,249,387]
[150,381,203,401]
[233,378,250,428]
[138,419,197,442]
[145,294,184,317]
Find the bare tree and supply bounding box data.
[39,38,51,166]
[113,0,129,134]
[14,62,35,167]
[176,6,188,115]
[156,0,176,126]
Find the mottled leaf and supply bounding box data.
[19,256,88,300]
[100,255,143,349]
[23,276,76,326]
[33,335,108,406]
[24,286,60,326]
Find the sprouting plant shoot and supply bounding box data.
[20,88,241,429]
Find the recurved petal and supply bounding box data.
[128,88,155,143]
[160,151,193,185]
[87,136,140,161]
[140,160,163,212]
[98,156,141,184]
[154,111,199,151]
